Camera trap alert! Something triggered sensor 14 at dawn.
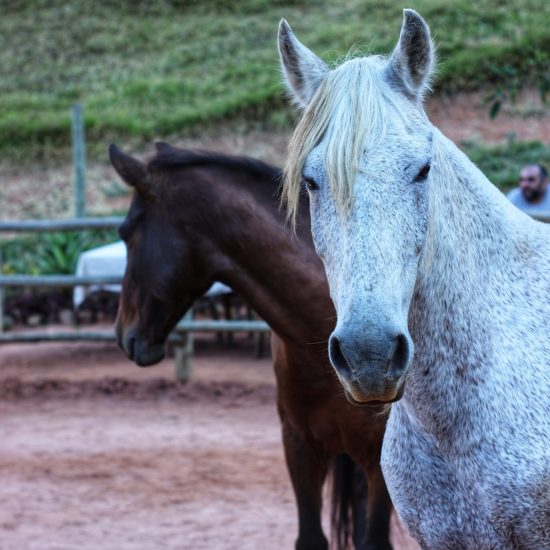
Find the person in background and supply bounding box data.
[507,164,550,213]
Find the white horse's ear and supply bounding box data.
[386,9,435,100]
[278,19,328,109]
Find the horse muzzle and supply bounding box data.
[116,322,166,367]
[328,325,413,404]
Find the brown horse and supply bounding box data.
[110,143,392,550]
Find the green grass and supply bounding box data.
[1,0,549,162]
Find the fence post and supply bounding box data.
[71,103,87,218]
[175,310,194,382]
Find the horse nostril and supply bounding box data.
[329,334,353,377]
[389,333,410,377]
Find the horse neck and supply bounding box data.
[186,169,334,350]
[404,128,549,438]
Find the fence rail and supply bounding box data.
[1,275,123,287]
[0,217,123,233]
[0,331,117,343]
[0,320,270,344]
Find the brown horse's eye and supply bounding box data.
[303,176,319,191]
[415,163,431,182]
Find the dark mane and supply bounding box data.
[148,142,282,182]
[145,142,310,229]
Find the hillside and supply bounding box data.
[1,0,549,162]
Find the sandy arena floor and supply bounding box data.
[0,335,418,550]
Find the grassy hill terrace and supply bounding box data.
[1,0,549,162]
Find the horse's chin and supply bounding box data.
[134,343,166,367]
[343,383,405,406]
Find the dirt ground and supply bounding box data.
[0,335,419,550]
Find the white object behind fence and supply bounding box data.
[73,241,232,307]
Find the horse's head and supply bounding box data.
[279,10,435,404]
[109,145,215,366]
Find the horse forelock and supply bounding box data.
[284,55,394,223]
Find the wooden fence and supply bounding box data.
[0,216,270,381]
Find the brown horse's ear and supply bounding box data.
[109,144,153,196]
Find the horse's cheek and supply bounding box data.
[309,199,336,262]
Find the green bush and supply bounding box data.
[0,229,119,276]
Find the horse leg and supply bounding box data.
[362,464,393,550]
[350,464,368,549]
[282,422,329,550]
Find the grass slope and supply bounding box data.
[1,0,549,161]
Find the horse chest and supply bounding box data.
[288,397,351,450]
[381,405,512,549]
[278,379,380,458]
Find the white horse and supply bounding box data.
[278,9,550,549]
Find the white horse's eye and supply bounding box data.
[303,176,319,191]
[415,163,431,182]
